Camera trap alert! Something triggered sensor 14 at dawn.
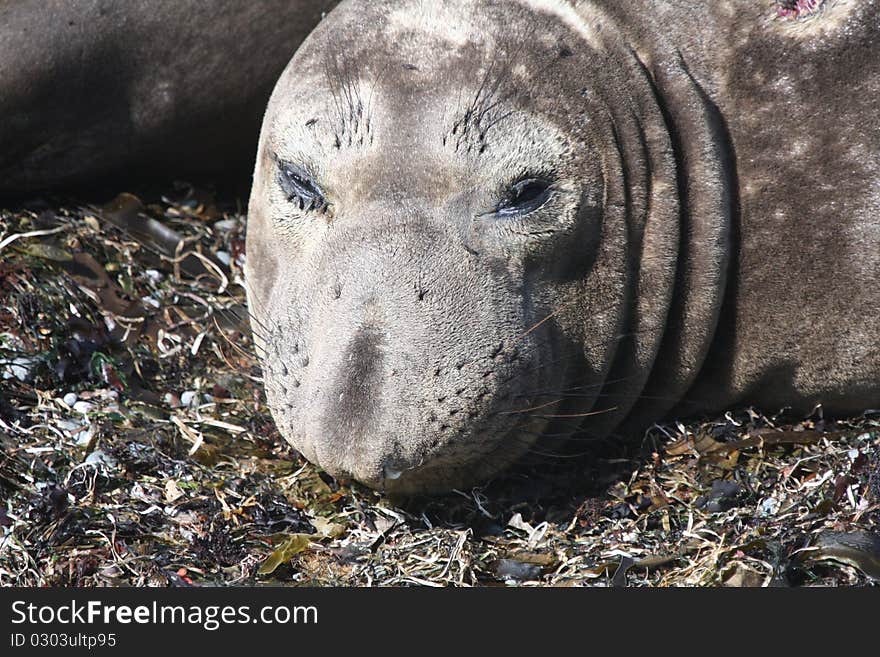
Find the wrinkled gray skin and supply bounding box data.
[246,0,880,494]
[0,0,337,195]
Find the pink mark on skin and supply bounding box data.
[776,0,825,20]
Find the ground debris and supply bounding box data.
[1,190,877,587]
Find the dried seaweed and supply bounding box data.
[0,188,877,587]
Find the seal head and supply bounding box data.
[246,0,732,493]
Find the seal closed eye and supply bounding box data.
[495,177,553,217]
[277,159,327,212]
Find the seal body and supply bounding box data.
[246,0,880,493]
[0,0,337,195]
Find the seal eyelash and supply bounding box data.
[495,177,553,218]
[276,159,328,212]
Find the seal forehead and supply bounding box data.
[386,2,486,50]
[382,0,604,42]
[378,0,607,62]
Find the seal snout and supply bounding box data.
[294,248,527,492]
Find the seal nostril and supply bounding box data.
[325,325,384,443]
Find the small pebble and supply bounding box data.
[495,559,542,582]
[76,424,95,446]
[164,392,181,408]
[695,480,744,513]
[56,419,81,432]
[62,392,78,406]
[213,218,237,232]
[215,251,231,267]
[85,450,118,469]
[72,401,95,414]
[758,497,780,517]
[180,390,199,407]
[2,358,33,382]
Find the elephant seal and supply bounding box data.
[246,0,880,494]
[0,0,338,196]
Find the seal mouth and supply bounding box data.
[365,419,545,496]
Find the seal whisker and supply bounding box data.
[517,297,625,344]
[522,447,602,460]
[508,373,643,399]
[240,277,289,338]
[211,316,262,362]
[530,406,619,420]
[497,398,565,415]
[514,302,573,342]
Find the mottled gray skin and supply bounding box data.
[0,0,337,195]
[246,0,880,494]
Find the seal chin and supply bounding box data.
[302,418,540,495]
[357,460,483,496]
[375,440,531,496]
[305,448,416,493]
[308,440,463,494]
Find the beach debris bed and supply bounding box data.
[0,188,877,586]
